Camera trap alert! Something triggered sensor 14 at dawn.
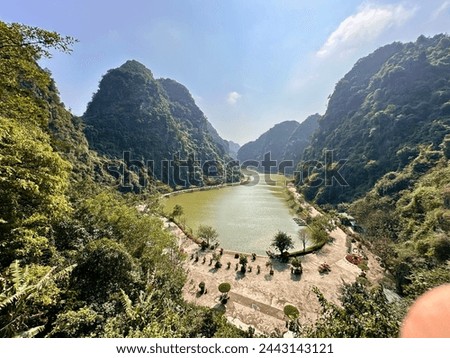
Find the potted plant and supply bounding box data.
[218,282,231,304]
[198,281,206,295]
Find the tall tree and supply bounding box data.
[271,231,294,256]
[0,22,76,126]
[298,229,310,252]
[197,225,219,247]
[0,21,76,268]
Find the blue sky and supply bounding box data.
[2,0,450,144]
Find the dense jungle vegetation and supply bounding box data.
[1,21,448,338]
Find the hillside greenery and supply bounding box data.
[83,61,239,190]
[1,20,448,339]
[294,34,450,336]
[237,115,319,172]
[295,282,403,338]
[350,143,450,297]
[0,21,246,338]
[300,34,450,204]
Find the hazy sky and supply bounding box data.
[2,0,450,144]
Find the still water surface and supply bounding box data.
[164,175,306,255]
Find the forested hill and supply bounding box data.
[295,34,450,309]
[0,21,246,338]
[237,115,319,171]
[2,19,448,339]
[83,60,236,187]
[282,114,320,166]
[300,34,450,204]
[349,143,450,296]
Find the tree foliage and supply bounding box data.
[300,34,450,204]
[0,21,245,338]
[0,21,75,269]
[283,304,300,320]
[350,145,450,295]
[197,225,219,247]
[298,229,309,252]
[71,238,139,302]
[0,261,74,338]
[171,204,184,219]
[271,231,294,255]
[299,283,402,338]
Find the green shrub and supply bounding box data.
[199,281,206,294]
[283,305,300,320]
[218,282,231,293]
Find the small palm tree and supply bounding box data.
[239,254,248,273]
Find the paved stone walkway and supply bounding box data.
[229,292,285,321]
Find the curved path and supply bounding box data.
[169,185,384,335]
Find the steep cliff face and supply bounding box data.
[300,34,450,204]
[83,60,236,186]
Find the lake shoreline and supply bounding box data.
[162,184,384,335]
[165,180,324,257]
[163,174,307,255]
[162,175,253,198]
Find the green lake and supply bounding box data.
[163,175,307,255]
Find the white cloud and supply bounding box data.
[432,1,450,19]
[317,3,416,58]
[227,91,242,105]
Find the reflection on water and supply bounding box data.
[164,176,307,255]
